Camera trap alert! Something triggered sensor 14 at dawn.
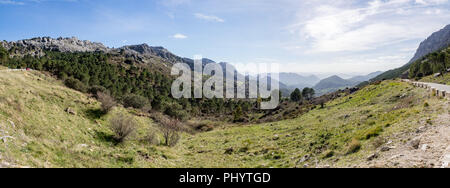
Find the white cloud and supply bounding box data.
[172,33,188,39]
[415,0,449,5]
[288,0,450,53]
[0,0,24,5]
[0,0,79,5]
[194,13,225,23]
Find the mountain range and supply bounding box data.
[0,37,384,98]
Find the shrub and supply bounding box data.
[346,138,361,155]
[123,94,149,109]
[159,118,181,147]
[364,126,383,140]
[89,85,108,95]
[109,113,137,143]
[193,122,214,132]
[233,106,244,122]
[164,102,188,121]
[143,130,159,145]
[424,102,429,107]
[0,46,8,61]
[97,92,116,113]
[64,77,87,92]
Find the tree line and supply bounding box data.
[290,87,315,102]
[0,46,256,121]
[409,48,449,79]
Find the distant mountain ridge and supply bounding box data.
[312,71,382,96]
[348,71,383,82]
[0,37,240,75]
[0,37,382,97]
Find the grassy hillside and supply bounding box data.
[0,69,178,167]
[0,69,445,167]
[175,81,443,167]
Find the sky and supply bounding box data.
[1,0,450,75]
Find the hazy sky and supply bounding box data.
[1,0,450,74]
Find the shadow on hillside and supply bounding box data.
[84,108,106,121]
[94,130,119,145]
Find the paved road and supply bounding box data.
[403,79,450,98]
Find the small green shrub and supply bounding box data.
[364,126,383,140]
[64,77,87,92]
[89,85,108,95]
[123,94,149,109]
[164,102,188,121]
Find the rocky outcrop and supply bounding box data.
[119,44,181,61]
[1,37,109,56]
[409,24,450,64]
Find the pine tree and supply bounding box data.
[290,88,302,102]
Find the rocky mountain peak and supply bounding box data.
[1,36,109,54]
[119,44,177,60]
[409,24,450,64]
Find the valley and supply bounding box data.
[0,68,448,168]
[1,24,450,168]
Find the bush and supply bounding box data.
[364,126,383,140]
[159,118,181,147]
[164,102,188,121]
[233,106,244,122]
[143,130,159,145]
[123,94,149,109]
[346,138,361,155]
[193,122,214,132]
[64,77,87,92]
[109,113,137,143]
[0,46,8,61]
[97,92,116,113]
[89,85,108,95]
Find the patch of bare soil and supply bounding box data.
[363,103,450,168]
